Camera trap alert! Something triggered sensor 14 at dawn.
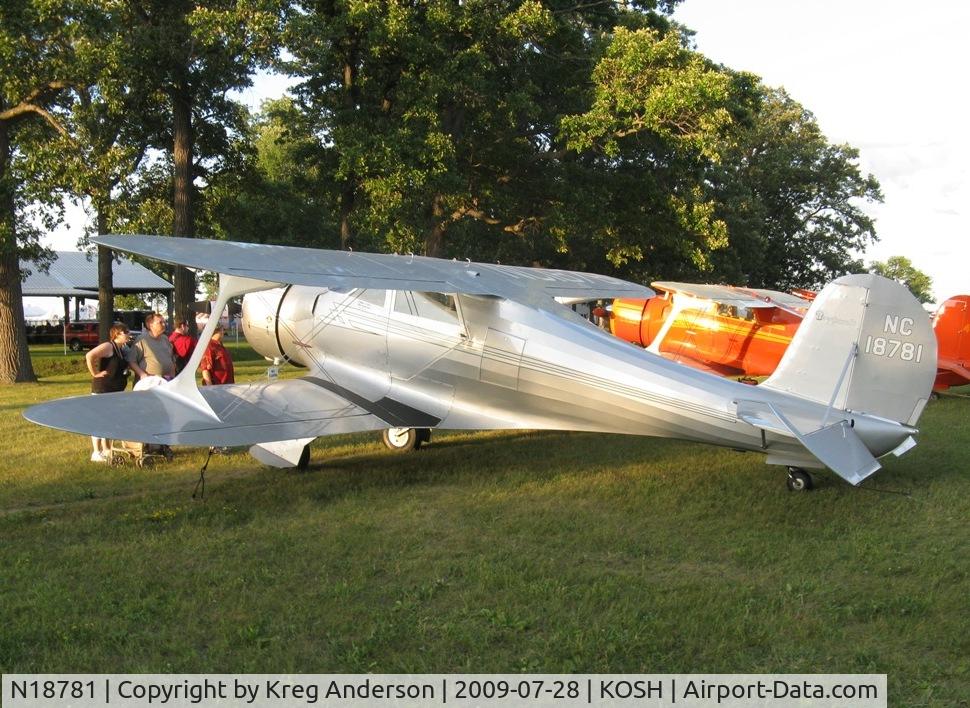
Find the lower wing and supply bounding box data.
[22,378,432,447]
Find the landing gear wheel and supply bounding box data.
[382,427,423,452]
[786,467,814,492]
[297,443,311,470]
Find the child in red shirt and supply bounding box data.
[199,324,234,385]
[168,316,197,373]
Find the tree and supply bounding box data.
[555,22,734,280]
[708,82,882,290]
[32,53,160,341]
[125,0,282,333]
[0,0,110,383]
[203,98,338,248]
[284,0,753,280]
[870,256,933,303]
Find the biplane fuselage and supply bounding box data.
[239,284,918,476]
[613,286,970,391]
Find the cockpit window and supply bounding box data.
[415,292,458,325]
[392,291,463,334]
[394,291,416,316]
[356,289,388,308]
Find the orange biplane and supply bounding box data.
[609,284,970,390]
[607,282,811,377]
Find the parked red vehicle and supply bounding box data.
[65,321,101,351]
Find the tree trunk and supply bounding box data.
[339,58,359,251]
[425,194,447,258]
[0,122,37,383]
[96,207,114,342]
[171,81,196,336]
[339,183,354,250]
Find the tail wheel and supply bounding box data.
[786,467,814,492]
[382,427,423,452]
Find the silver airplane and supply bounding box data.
[24,235,938,491]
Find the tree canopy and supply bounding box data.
[3,0,891,382]
[870,255,934,303]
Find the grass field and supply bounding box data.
[1,344,968,705]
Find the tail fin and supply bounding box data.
[933,295,970,389]
[762,274,936,426]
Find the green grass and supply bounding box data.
[1,344,968,705]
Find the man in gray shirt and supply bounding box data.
[127,312,177,380]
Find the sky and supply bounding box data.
[36,0,967,309]
[672,0,968,303]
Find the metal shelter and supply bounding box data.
[21,251,174,352]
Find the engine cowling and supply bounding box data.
[241,287,288,362]
[241,286,321,367]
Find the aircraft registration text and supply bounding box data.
[864,315,924,363]
[864,336,924,363]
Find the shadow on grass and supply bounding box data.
[1,429,703,523]
[6,378,968,525]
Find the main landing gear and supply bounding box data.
[786,467,814,492]
[381,427,431,452]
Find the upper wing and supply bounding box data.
[22,378,435,446]
[733,287,811,314]
[92,234,654,302]
[651,281,779,309]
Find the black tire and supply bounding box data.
[417,428,432,445]
[786,467,814,492]
[382,427,422,452]
[297,443,311,469]
[69,338,82,352]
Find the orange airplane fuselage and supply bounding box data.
[610,294,802,377]
[612,291,970,390]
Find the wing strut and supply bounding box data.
[163,274,282,414]
[646,294,702,355]
[821,343,858,427]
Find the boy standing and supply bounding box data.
[168,316,197,373]
[200,324,234,385]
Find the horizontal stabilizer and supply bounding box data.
[939,360,970,382]
[797,421,881,485]
[737,400,880,485]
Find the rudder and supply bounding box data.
[762,274,936,426]
[933,295,970,389]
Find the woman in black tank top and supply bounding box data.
[85,324,131,461]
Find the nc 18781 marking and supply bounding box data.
[864,314,923,362]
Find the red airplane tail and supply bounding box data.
[933,295,970,391]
